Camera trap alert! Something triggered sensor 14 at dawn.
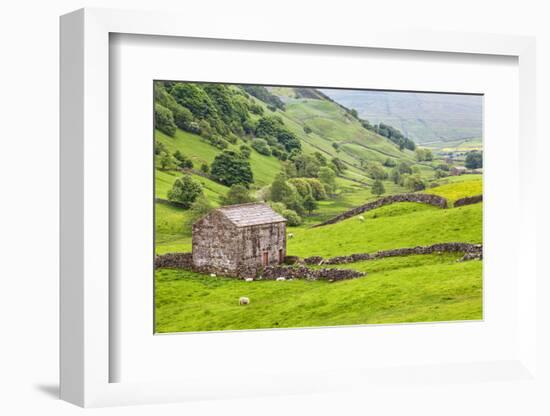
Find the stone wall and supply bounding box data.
[155,252,194,269]
[454,194,483,207]
[304,242,482,265]
[261,265,364,282]
[314,193,448,227]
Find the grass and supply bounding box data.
[155,252,482,332]
[287,203,482,258]
[427,178,482,203]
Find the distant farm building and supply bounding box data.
[192,203,287,277]
[450,166,468,176]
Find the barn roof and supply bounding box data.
[217,203,286,227]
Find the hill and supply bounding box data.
[320,89,483,146]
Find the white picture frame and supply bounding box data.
[60,8,538,408]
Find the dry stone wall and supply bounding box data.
[304,242,482,265]
[454,194,483,207]
[314,193,448,227]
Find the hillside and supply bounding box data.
[320,89,483,146]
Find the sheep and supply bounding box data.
[358,215,365,222]
[244,277,254,282]
[276,277,286,281]
[287,233,294,239]
[210,273,217,277]
[239,297,250,305]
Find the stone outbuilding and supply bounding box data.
[192,203,287,277]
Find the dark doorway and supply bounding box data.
[262,251,269,266]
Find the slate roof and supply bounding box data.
[218,203,286,227]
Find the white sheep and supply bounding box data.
[239,297,250,305]
[358,215,365,222]
[287,233,294,239]
[276,277,286,281]
[245,277,254,282]
[210,273,217,277]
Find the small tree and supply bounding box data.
[167,175,203,209]
[200,163,209,174]
[186,195,214,227]
[282,209,302,226]
[319,166,337,195]
[222,184,255,206]
[154,103,177,136]
[465,151,483,169]
[371,180,385,196]
[159,152,175,170]
[303,194,318,215]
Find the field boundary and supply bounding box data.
[313,193,448,227]
[303,242,483,265]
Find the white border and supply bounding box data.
[60,8,537,407]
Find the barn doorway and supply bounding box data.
[279,248,284,263]
[262,251,269,266]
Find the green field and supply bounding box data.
[156,252,482,332]
[154,83,483,332]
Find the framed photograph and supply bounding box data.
[60,8,539,408]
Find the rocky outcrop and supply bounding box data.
[313,193,448,227]
[261,265,364,282]
[454,195,483,207]
[304,242,482,265]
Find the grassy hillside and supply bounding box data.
[153,81,483,332]
[156,252,481,332]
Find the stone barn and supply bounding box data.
[192,203,287,277]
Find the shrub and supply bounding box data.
[371,179,386,196]
[303,126,312,134]
[251,138,272,156]
[167,175,203,208]
[154,103,177,136]
[282,209,302,226]
[239,144,252,159]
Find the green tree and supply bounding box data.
[200,163,209,174]
[210,150,253,187]
[366,162,388,180]
[319,166,337,194]
[251,138,271,156]
[167,175,203,208]
[465,151,483,169]
[270,173,294,203]
[390,168,401,185]
[159,152,176,170]
[303,194,318,215]
[222,184,255,206]
[371,180,386,196]
[405,174,426,191]
[239,144,252,159]
[186,195,214,227]
[282,209,302,226]
[154,103,177,136]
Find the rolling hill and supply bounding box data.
[320,89,483,146]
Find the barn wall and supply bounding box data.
[238,222,286,275]
[192,211,240,274]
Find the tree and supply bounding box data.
[154,103,177,136]
[239,144,252,159]
[404,174,426,191]
[319,166,337,194]
[173,150,193,169]
[270,173,294,203]
[222,184,255,206]
[390,168,401,185]
[251,138,271,156]
[167,175,203,208]
[200,163,209,174]
[159,152,175,170]
[303,126,312,134]
[186,195,214,227]
[210,150,253,187]
[303,194,318,214]
[282,209,302,226]
[465,151,483,169]
[366,162,388,180]
[371,180,385,196]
